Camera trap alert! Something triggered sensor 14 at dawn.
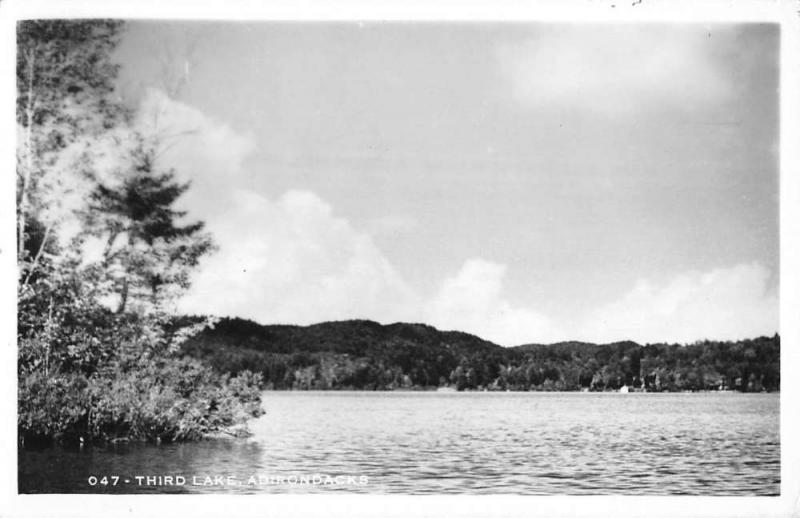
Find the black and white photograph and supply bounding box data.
[2,1,799,517]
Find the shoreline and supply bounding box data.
[258,388,779,394]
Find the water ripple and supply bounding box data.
[19,392,779,495]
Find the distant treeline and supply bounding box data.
[182,318,780,392]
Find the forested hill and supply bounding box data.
[181,317,780,392]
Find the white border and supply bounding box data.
[0,1,797,517]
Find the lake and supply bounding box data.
[18,391,780,495]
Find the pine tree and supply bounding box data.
[82,135,214,314]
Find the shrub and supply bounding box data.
[18,369,90,443]
[19,307,265,445]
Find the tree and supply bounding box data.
[17,20,124,287]
[17,20,261,445]
[80,134,214,314]
[16,19,130,405]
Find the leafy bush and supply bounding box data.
[16,207,263,447]
[84,358,263,443]
[18,369,90,443]
[19,329,264,445]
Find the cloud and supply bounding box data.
[146,92,573,341]
[426,258,561,346]
[425,260,777,346]
[108,90,776,347]
[125,90,419,324]
[133,88,257,212]
[496,27,732,115]
[179,188,419,324]
[578,262,778,344]
[47,88,257,246]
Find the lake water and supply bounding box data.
[18,391,780,495]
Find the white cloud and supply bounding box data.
[45,88,257,249]
[578,262,778,344]
[426,258,561,346]
[179,188,419,324]
[128,90,420,324]
[109,90,776,347]
[425,260,777,346]
[133,88,257,212]
[496,27,732,115]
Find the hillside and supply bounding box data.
[181,317,780,392]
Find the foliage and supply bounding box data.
[183,317,780,393]
[16,20,124,277]
[80,135,215,313]
[17,20,262,447]
[18,370,90,442]
[86,358,263,443]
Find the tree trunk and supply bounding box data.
[117,276,129,314]
[18,49,37,268]
[116,233,135,314]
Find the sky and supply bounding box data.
[109,21,779,345]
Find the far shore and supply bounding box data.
[258,387,779,394]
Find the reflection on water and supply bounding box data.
[19,392,779,495]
